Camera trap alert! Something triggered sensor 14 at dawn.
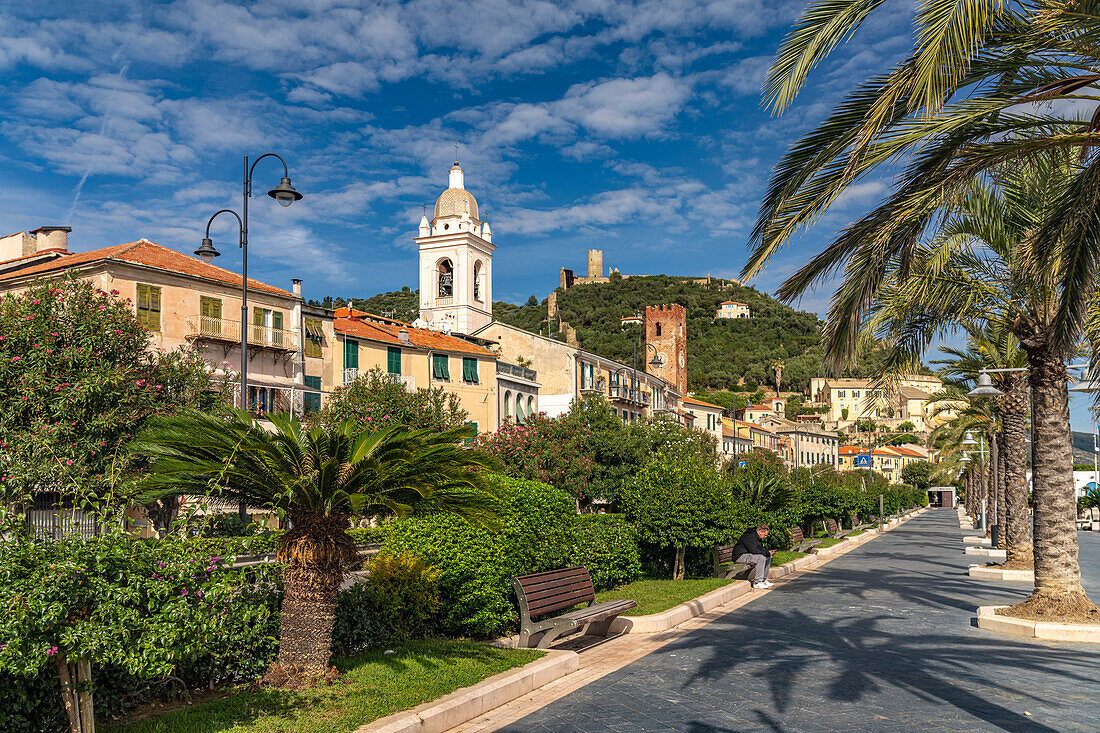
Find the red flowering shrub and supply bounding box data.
[475,414,595,500]
[313,367,468,432]
[0,276,222,512]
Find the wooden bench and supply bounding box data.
[789,526,822,553]
[512,567,636,649]
[822,518,852,540]
[712,545,753,580]
[850,512,874,532]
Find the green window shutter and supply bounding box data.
[136,284,161,331]
[303,375,322,413]
[344,339,358,370]
[272,311,283,331]
[200,296,221,319]
[253,307,264,326]
[462,357,478,383]
[387,346,402,374]
[433,353,450,380]
[304,318,323,358]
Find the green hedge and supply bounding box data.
[570,515,642,590]
[348,526,391,545]
[384,474,576,637]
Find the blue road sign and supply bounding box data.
[738,460,748,468]
[855,454,872,468]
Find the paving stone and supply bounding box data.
[489,511,1100,732]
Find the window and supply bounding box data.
[504,391,512,417]
[136,284,161,331]
[303,375,322,413]
[253,308,285,346]
[438,260,453,298]
[304,318,324,358]
[655,323,662,336]
[432,353,450,381]
[474,261,483,301]
[853,390,861,398]
[344,339,358,370]
[527,396,534,416]
[463,421,478,445]
[387,346,402,374]
[462,357,479,383]
[516,397,525,421]
[837,390,846,398]
[200,295,221,320]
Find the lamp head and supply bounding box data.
[268,177,303,207]
[968,371,1003,397]
[961,431,978,447]
[649,354,664,367]
[959,452,972,463]
[194,237,221,263]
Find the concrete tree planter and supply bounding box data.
[965,547,1007,559]
[968,564,1034,582]
[962,536,991,546]
[976,606,1100,643]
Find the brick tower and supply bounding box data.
[646,304,687,395]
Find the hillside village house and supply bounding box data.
[0,230,333,415]
[682,395,725,446]
[716,301,750,319]
[759,415,840,469]
[837,444,931,483]
[720,417,781,461]
[807,374,959,432]
[332,307,501,433]
[743,403,774,423]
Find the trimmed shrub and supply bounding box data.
[347,526,391,545]
[332,554,441,654]
[571,515,642,590]
[384,474,576,637]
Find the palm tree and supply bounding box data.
[933,329,1032,563]
[132,409,498,679]
[923,383,994,522]
[855,156,1099,616]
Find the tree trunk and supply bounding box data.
[999,379,1032,564]
[77,660,94,733]
[979,447,988,536]
[1016,343,1097,616]
[994,432,1006,549]
[274,565,342,675]
[673,545,687,580]
[56,654,81,733]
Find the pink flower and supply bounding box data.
[181,589,188,596]
[12,356,19,361]
[46,646,58,656]
[51,332,58,337]
[66,460,73,466]
[99,305,106,311]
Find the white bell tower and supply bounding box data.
[416,159,495,334]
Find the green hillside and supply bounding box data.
[313,275,886,393]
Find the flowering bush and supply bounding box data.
[313,367,467,432]
[0,531,280,732]
[0,275,222,515]
[475,414,595,500]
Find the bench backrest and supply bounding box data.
[715,545,736,564]
[790,526,806,543]
[513,566,595,618]
[825,518,839,534]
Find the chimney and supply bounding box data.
[30,226,71,254]
[291,279,302,297]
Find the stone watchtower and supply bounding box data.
[587,249,603,278]
[646,304,687,395]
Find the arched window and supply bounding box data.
[655,323,662,336]
[504,391,512,418]
[527,396,534,417]
[473,260,483,302]
[516,397,526,422]
[438,259,453,298]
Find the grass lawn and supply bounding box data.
[815,537,844,549]
[772,550,807,566]
[105,641,542,733]
[595,577,734,616]
[847,529,866,538]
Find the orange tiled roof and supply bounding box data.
[334,309,495,358]
[746,404,771,411]
[0,239,292,295]
[721,300,747,306]
[682,395,724,410]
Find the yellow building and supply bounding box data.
[682,395,725,446]
[0,230,333,415]
[332,307,499,433]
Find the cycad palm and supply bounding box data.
[133,409,498,677]
[862,156,1099,615]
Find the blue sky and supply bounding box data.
[2,0,1096,431]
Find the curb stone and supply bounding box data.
[354,650,579,733]
[968,564,1034,582]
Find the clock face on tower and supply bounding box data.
[678,350,685,368]
[658,351,668,367]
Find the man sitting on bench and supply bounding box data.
[732,524,776,589]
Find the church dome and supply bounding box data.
[434,187,479,221]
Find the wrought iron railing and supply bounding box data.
[184,315,296,350]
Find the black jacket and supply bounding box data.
[731,528,767,559]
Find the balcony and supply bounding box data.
[184,315,296,351]
[609,385,651,406]
[579,376,606,395]
[497,362,538,382]
[342,369,414,389]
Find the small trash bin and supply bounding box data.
[991,524,1001,547]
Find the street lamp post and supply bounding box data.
[962,431,987,533]
[195,154,303,523]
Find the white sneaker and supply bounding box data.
[758,580,774,588]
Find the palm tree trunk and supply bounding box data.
[1014,346,1097,617]
[979,448,988,536]
[274,566,341,674]
[991,432,1003,546]
[999,380,1031,564]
